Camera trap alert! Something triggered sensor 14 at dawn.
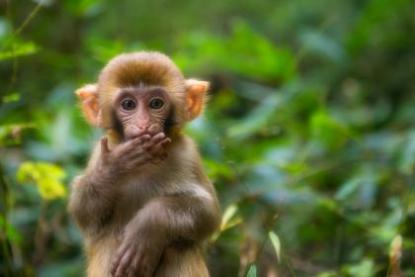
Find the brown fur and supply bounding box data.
[68,52,220,277]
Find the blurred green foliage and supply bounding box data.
[1,0,415,276]
[17,162,66,200]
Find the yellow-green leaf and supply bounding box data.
[221,204,237,228]
[17,161,67,200]
[220,204,241,231]
[0,42,38,61]
[268,231,281,263]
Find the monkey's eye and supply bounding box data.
[121,98,137,110]
[149,98,164,109]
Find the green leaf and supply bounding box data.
[246,264,257,277]
[389,234,402,260]
[300,30,346,64]
[0,215,22,244]
[2,92,20,103]
[310,110,352,149]
[228,94,281,139]
[211,203,242,241]
[343,259,375,277]
[335,178,360,200]
[64,0,103,16]
[399,130,415,174]
[0,42,38,61]
[335,168,378,209]
[174,21,297,82]
[268,231,281,263]
[317,272,338,277]
[220,204,239,230]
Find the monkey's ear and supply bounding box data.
[185,79,209,121]
[75,84,102,127]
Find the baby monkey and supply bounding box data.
[68,52,220,277]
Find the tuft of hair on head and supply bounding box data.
[98,52,185,98]
[97,51,188,128]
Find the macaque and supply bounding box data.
[68,52,220,277]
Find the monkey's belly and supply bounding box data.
[86,237,118,277]
[155,246,209,277]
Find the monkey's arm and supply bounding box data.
[149,193,221,242]
[69,133,166,234]
[68,170,119,234]
[111,191,220,277]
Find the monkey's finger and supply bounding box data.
[141,251,161,277]
[111,243,129,275]
[160,137,171,147]
[132,135,152,151]
[133,250,152,277]
[147,132,165,144]
[127,252,142,277]
[152,132,166,142]
[114,247,134,277]
[136,134,151,144]
[126,135,152,154]
[121,136,152,159]
[125,150,151,166]
[129,156,151,168]
[117,137,142,155]
[143,133,166,151]
[101,137,110,155]
[128,148,147,160]
[148,138,170,155]
[148,146,165,158]
[116,137,139,152]
[141,140,157,151]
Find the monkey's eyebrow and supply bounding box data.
[119,87,166,95]
[148,87,167,94]
[116,89,137,98]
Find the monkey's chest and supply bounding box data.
[112,174,168,224]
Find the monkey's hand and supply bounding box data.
[142,132,171,164]
[98,132,170,176]
[111,219,166,277]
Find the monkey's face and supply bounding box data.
[76,53,209,141]
[113,86,172,140]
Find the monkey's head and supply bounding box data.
[76,52,209,142]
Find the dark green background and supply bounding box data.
[1,0,415,276]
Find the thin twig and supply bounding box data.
[2,0,44,99]
[0,162,14,276]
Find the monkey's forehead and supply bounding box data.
[98,52,185,88]
[114,85,170,97]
